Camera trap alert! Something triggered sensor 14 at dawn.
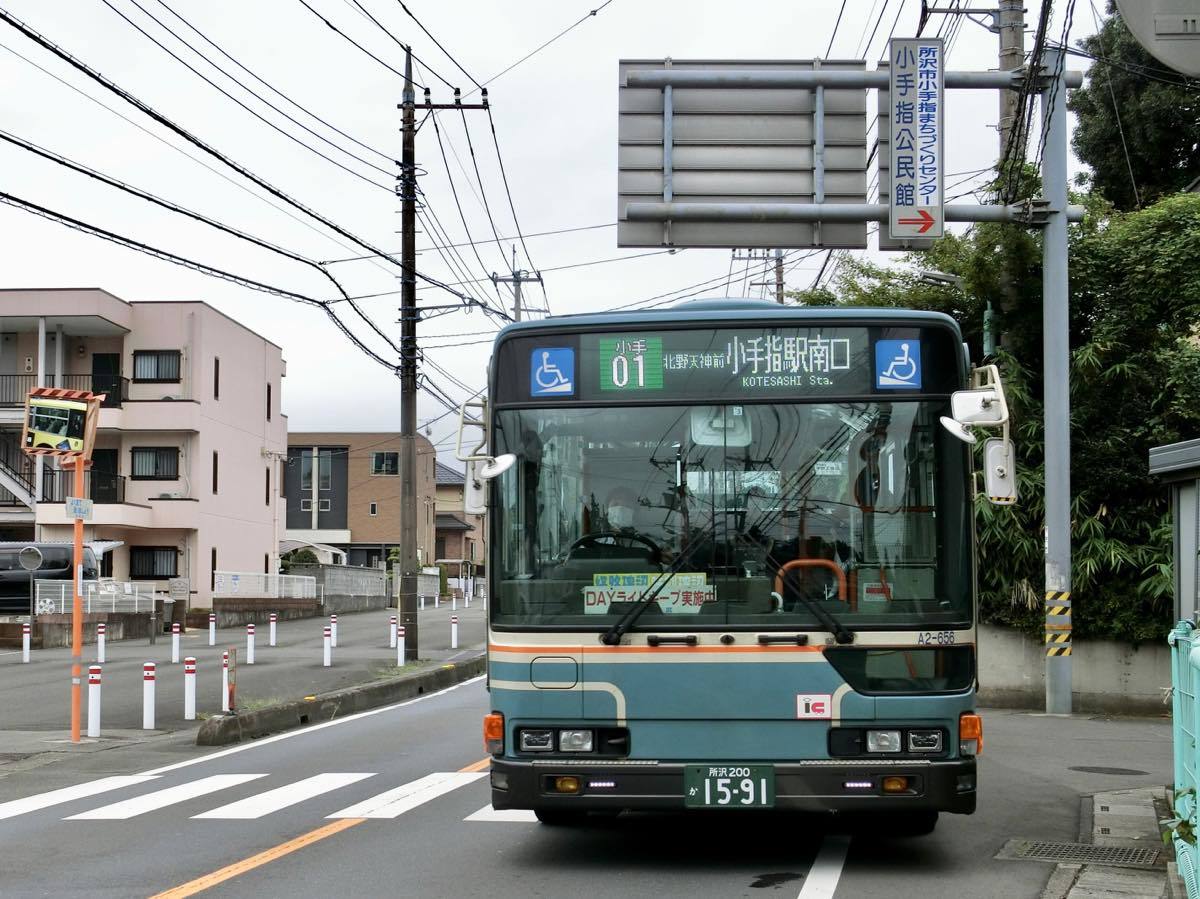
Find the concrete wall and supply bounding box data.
[978,623,1170,715]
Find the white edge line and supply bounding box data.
[142,674,487,776]
[798,835,851,899]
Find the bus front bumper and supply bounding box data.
[490,757,977,815]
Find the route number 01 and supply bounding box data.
[611,353,645,388]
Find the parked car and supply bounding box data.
[0,543,99,613]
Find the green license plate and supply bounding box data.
[684,765,775,808]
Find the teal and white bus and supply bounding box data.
[462,299,1013,833]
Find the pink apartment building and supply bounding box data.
[0,288,287,609]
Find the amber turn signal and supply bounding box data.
[881,775,909,793]
[959,712,983,756]
[483,712,504,754]
[553,776,581,794]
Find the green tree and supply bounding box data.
[280,547,318,573]
[818,192,1200,642]
[1067,3,1200,210]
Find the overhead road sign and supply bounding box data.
[877,59,933,251]
[887,39,944,242]
[1115,0,1200,78]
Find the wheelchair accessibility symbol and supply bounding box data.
[875,339,922,389]
[530,347,575,396]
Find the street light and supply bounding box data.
[918,269,994,357]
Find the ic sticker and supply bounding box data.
[796,693,832,720]
[530,347,575,397]
[875,339,922,389]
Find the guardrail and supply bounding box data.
[1170,620,1200,897]
[34,579,158,614]
[213,571,317,599]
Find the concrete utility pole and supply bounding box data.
[399,48,419,663]
[491,247,543,322]
[998,0,1025,157]
[774,249,784,303]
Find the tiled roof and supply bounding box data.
[435,461,465,485]
[435,513,473,531]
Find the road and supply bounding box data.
[0,676,1172,899]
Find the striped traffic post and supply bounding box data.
[397,625,406,666]
[183,657,196,721]
[86,665,102,738]
[208,612,216,646]
[220,651,229,713]
[246,623,256,665]
[142,662,156,730]
[96,622,106,664]
[269,612,277,647]
[451,615,459,650]
[452,592,457,612]
[21,622,30,663]
[171,622,180,664]
[389,615,397,649]
[323,625,332,667]
[330,614,338,648]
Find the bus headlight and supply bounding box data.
[866,730,902,753]
[519,729,554,752]
[558,730,594,752]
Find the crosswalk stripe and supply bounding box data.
[192,774,376,820]
[464,804,538,823]
[0,775,161,821]
[65,774,267,820]
[327,771,486,819]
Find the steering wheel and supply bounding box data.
[567,531,663,561]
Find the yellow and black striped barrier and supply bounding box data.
[1045,590,1071,657]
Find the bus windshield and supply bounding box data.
[491,401,971,632]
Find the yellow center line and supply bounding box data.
[149,757,494,897]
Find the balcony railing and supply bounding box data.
[40,469,126,504]
[0,374,129,407]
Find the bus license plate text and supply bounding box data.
[684,765,775,809]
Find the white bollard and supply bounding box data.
[451,615,459,650]
[97,622,106,664]
[397,624,406,666]
[208,612,216,647]
[87,664,102,738]
[142,662,156,730]
[420,595,425,611]
[330,614,338,648]
[389,615,397,649]
[269,613,277,647]
[171,622,180,664]
[21,623,30,663]
[221,651,230,713]
[452,593,457,612]
[183,657,196,721]
[435,594,440,609]
[246,623,256,665]
[323,625,332,667]
[465,589,470,609]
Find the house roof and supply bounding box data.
[435,461,465,485]
[435,512,474,531]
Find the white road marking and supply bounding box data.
[327,771,486,819]
[65,774,266,820]
[464,804,538,823]
[192,773,376,820]
[798,835,851,899]
[0,775,160,820]
[142,674,486,776]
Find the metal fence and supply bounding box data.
[33,579,158,614]
[212,571,317,599]
[1170,620,1200,898]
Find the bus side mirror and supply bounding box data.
[464,460,487,515]
[982,438,1017,506]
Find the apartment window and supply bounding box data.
[211,547,217,591]
[213,357,220,400]
[319,450,332,489]
[130,546,177,579]
[265,467,270,506]
[212,451,219,494]
[131,447,178,480]
[300,449,313,490]
[318,498,331,512]
[300,499,312,512]
[264,553,270,574]
[266,383,272,421]
[372,452,399,475]
[369,502,378,516]
[132,350,181,383]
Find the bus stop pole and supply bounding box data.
[70,458,84,742]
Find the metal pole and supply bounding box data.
[70,458,84,742]
[399,45,420,663]
[1041,47,1072,714]
[774,249,784,303]
[512,247,523,323]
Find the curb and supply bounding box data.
[195,654,486,746]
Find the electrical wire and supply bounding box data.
[393,0,481,89]
[294,0,418,85]
[825,0,848,56]
[485,105,547,313]
[340,0,457,90]
[321,221,615,264]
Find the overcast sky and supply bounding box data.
[0,0,1094,461]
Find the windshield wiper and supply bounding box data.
[772,586,854,645]
[601,532,708,645]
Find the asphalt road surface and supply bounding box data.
[0,678,1171,899]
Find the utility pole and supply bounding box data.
[774,249,784,303]
[998,0,1025,157]
[398,51,490,661]
[491,247,543,321]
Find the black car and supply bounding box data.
[0,543,99,613]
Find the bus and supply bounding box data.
[23,396,88,453]
[463,299,1013,833]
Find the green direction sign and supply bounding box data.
[599,336,664,392]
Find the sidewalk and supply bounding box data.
[0,601,485,742]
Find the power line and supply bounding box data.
[825,0,848,56]
[393,0,481,89]
[294,0,419,85]
[340,0,457,91]
[321,221,615,264]
[485,105,547,313]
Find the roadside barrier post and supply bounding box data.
[435,594,440,610]
[420,595,425,611]
[323,625,332,667]
[142,662,156,730]
[97,622,106,664]
[451,615,459,650]
[389,615,397,649]
[183,657,196,721]
[21,622,30,663]
[269,612,277,647]
[87,665,101,738]
[452,592,457,612]
[221,651,229,713]
[246,623,256,665]
[397,625,406,667]
[208,612,216,647]
[171,622,180,664]
[330,614,338,648]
